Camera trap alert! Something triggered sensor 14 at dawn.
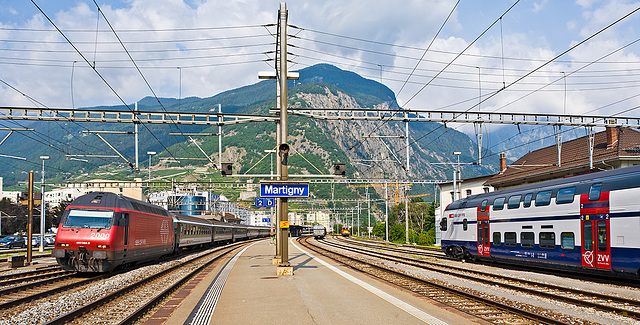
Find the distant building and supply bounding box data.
[486,127,640,190]
[0,177,20,203]
[306,210,331,231]
[288,212,303,226]
[42,179,143,208]
[247,210,274,227]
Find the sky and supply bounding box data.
[0,0,639,122]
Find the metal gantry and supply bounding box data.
[0,106,277,126]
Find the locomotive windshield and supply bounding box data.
[63,209,114,229]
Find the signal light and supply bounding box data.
[333,163,346,176]
[221,163,233,176]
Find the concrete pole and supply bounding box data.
[135,102,139,170]
[367,188,371,238]
[27,172,33,264]
[40,158,47,252]
[385,181,389,242]
[218,103,222,169]
[405,184,409,244]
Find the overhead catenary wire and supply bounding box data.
[30,0,200,172]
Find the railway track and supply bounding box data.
[44,240,257,325]
[0,266,65,288]
[310,235,634,324]
[336,236,447,259]
[322,237,640,322]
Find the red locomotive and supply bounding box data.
[53,192,270,272]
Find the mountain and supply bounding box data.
[0,64,498,201]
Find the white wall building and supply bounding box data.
[306,210,331,230]
[247,210,274,227]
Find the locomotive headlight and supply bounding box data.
[97,245,109,249]
[57,243,70,247]
[93,251,107,259]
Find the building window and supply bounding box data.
[466,189,472,197]
[450,192,455,201]
[483,187,490,193]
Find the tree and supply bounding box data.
[373,223,386,238]
[389,223,405,243]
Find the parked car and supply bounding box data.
[0,236,27,249]
[44,236,56,246]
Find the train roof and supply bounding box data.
[68,192,170,217]
[171,213,215,226]
[447,164,640,210]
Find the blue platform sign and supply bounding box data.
[255,197,276,208]
[260,183,309,198]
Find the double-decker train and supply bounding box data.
[440,165,640,278]
[53,192,270,272]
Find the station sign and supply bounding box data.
[261,217,271,223]
[255,197,276,208]
[260,182,309,198]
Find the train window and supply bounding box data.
[439,218,447,231]
[583,221,593,251]
[507,195,521,209]
[493,232,501,245]
[535,190,552,206]
[484,226,489,245]
[589,183,602,201]
[561,232,575,250]
[539,232,555,249]
[521,232,534,248]
[523,193,533,207]
[480,200,488,212]
[556,187,576,204]
[493,197,505,211]
[463,218,468,231]
[505,232,517,246]
[597,220,607,252]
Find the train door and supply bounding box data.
[477,201,490,256]
[580,184,611,270]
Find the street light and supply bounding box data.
[147,151,156,182]
[39,155,49,252]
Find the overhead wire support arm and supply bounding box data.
[91,133,137,170]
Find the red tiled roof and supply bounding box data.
[486,128,640,188]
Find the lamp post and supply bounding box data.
[147,151,156,183]
[39,155,49,252]
[453,152,461,201]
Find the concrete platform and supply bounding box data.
[152,238,482,325]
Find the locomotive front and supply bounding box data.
[53,206,121,272]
